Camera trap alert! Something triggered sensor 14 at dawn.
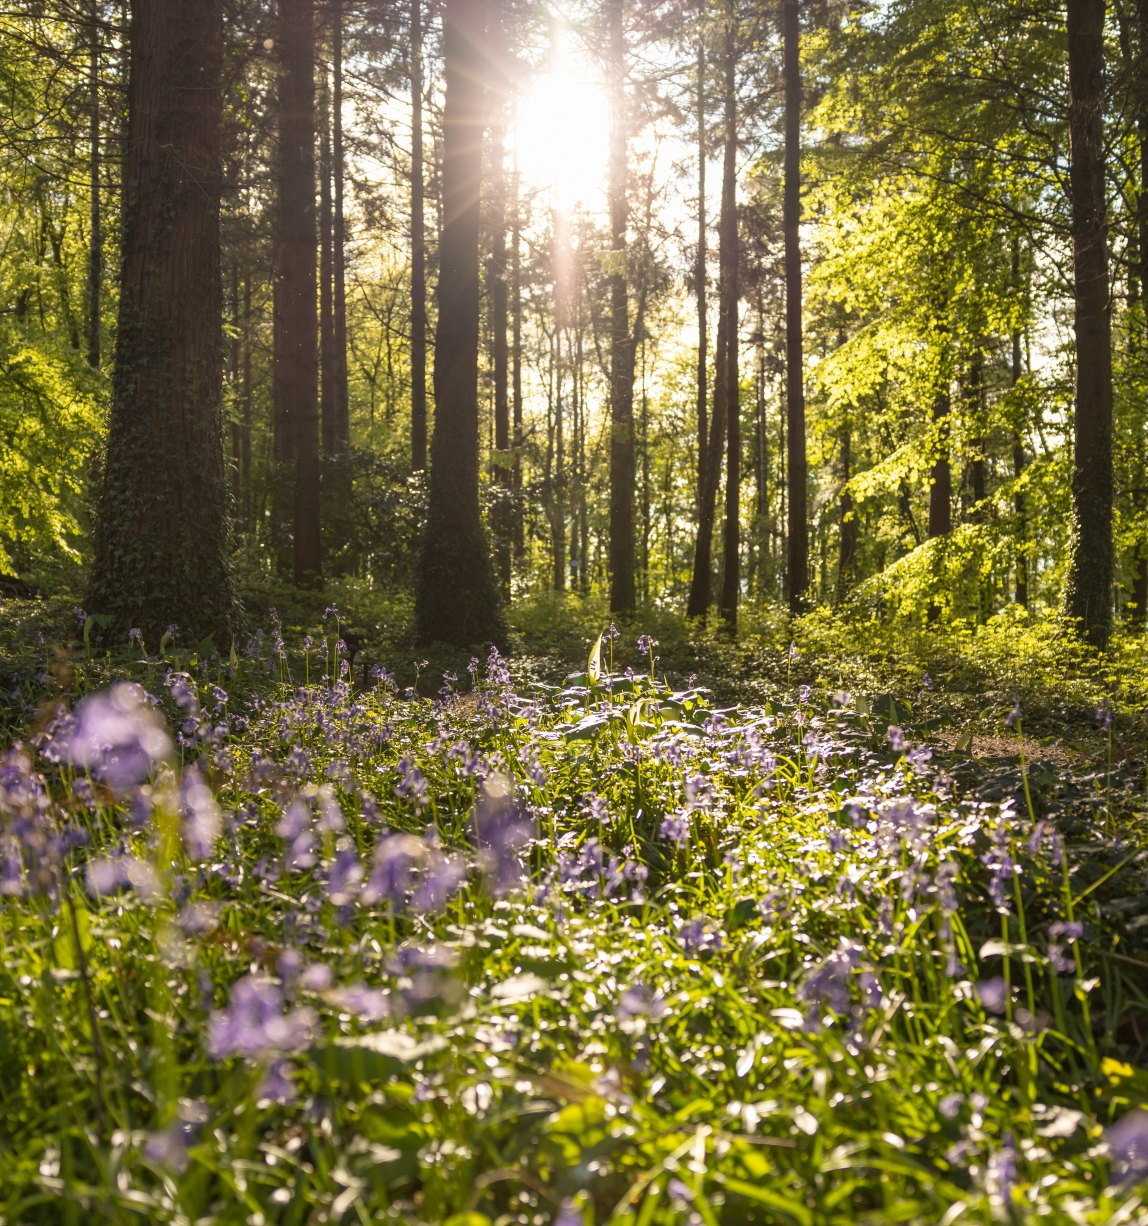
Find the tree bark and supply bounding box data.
[410,0,428,471]
[1064,0,1114,648]
[489,2,511,591]
[512,134,524,559]
[319,61,336,457]
[717,0,739,630]
[782,0,807,611]
[696,31,707,520]
[275,0,321,586]
[88,0,236,643]
[332,0,349,452]
[87,0,101,369]
[608,0,635,614]
[414,0,504,646]
[1012,237,1028,608]
[837,429,856,601]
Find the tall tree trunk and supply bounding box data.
[1064,0,1114,649]
[319,63,336,457]
[276,0,321,586]
[489,4,511,591]
[512,136,524,560]
[1132,0,1148,627]
[88,0,236,643]
[87,0,101,368]
[332,0,349,453]
[414,0,504,646]
[717,0,739,630]
[608,0,635,614]
[782,0,807,611]
[410,0,428,471]
[837,428,856,601]
[967,352,986,514]
[1012,237,1028,608]
[242,272,253,528]
[926,378,952,622]
[696,31,707,519]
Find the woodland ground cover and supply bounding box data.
[2,600,1148,1223]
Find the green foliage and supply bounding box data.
[0,321,105,583]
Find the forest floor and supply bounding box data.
[1,587,1148,1223]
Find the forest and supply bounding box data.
[3,0,1148,1220]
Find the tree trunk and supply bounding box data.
[608,0,635,614]
[1063,0,1114,649]
[242,272,252,528]
[319,62,335,457]
[87,0,101,369]
[332,0,349,453]
[410,0,428,471]
[489,3,511,591]
[1012,238,1028,608]
[717,0,739,630]
[275,0,321,586]
[512,135,524,559]
[837,428,856,601]
[414,0,504,646]
[782,0,807,611]
[87,0,236,643]
[696,33,707,520]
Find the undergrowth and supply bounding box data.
[1,603,1148,1222]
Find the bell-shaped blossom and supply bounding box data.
[56,683,171,790]
[180,765,221,860]
[207,976,316,1059]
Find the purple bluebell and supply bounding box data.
[938,1093,963,1120]
[980,826,1015,913]
[659,812,690,847]
[207,975,316,1059]
[361,833,424,906]
[326,844,363,906]
[975,975,1008,1015]
[412,852,467,913]
[679,918,722,956]
[886,725,905,752]
[554,1200,582,1226]
[473,778,534,895]
[328,984,390,1021]
[1005,696,1022,727]
[616,983,668,1020]
[144,1100,208,1173]
[1049,919,1083,941]
[299,962,333,991]
[58,683,171,790]
[395,757,429,808]
[985,1134,1017,1213]
[257,1059,297,1104]
[180,765,221,860]
[1107,1110,1148,1186]
[797,941,862,1015]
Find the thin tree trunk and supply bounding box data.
[1064,0,1114,648]
[410,0,428,471]
[88,0,236,642]
[277,0,321,585]
[242,272,252,528]
[87,0,101,368]
[490,4,510,590]
[927,380,952,622]
[696,31,707,518]
[319,62,336,457]
[1012,237,1028,608]
[414,0,504,646]
[717,0,739,630]
[782,0,807,611]
[608,0,635,614]
[837,428,856,601]
[1132,0,1148,626]
[512,135,524,559]
[332,0,349,452]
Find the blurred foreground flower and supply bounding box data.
[208,976,316,1060]
[54,683,171,790]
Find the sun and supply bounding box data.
[513,35,610,210]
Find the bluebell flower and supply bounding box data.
[975,975,1008,1014]
[56,683,171,791]
[1107,1110,1148,1186]
[207,976,316,1059]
